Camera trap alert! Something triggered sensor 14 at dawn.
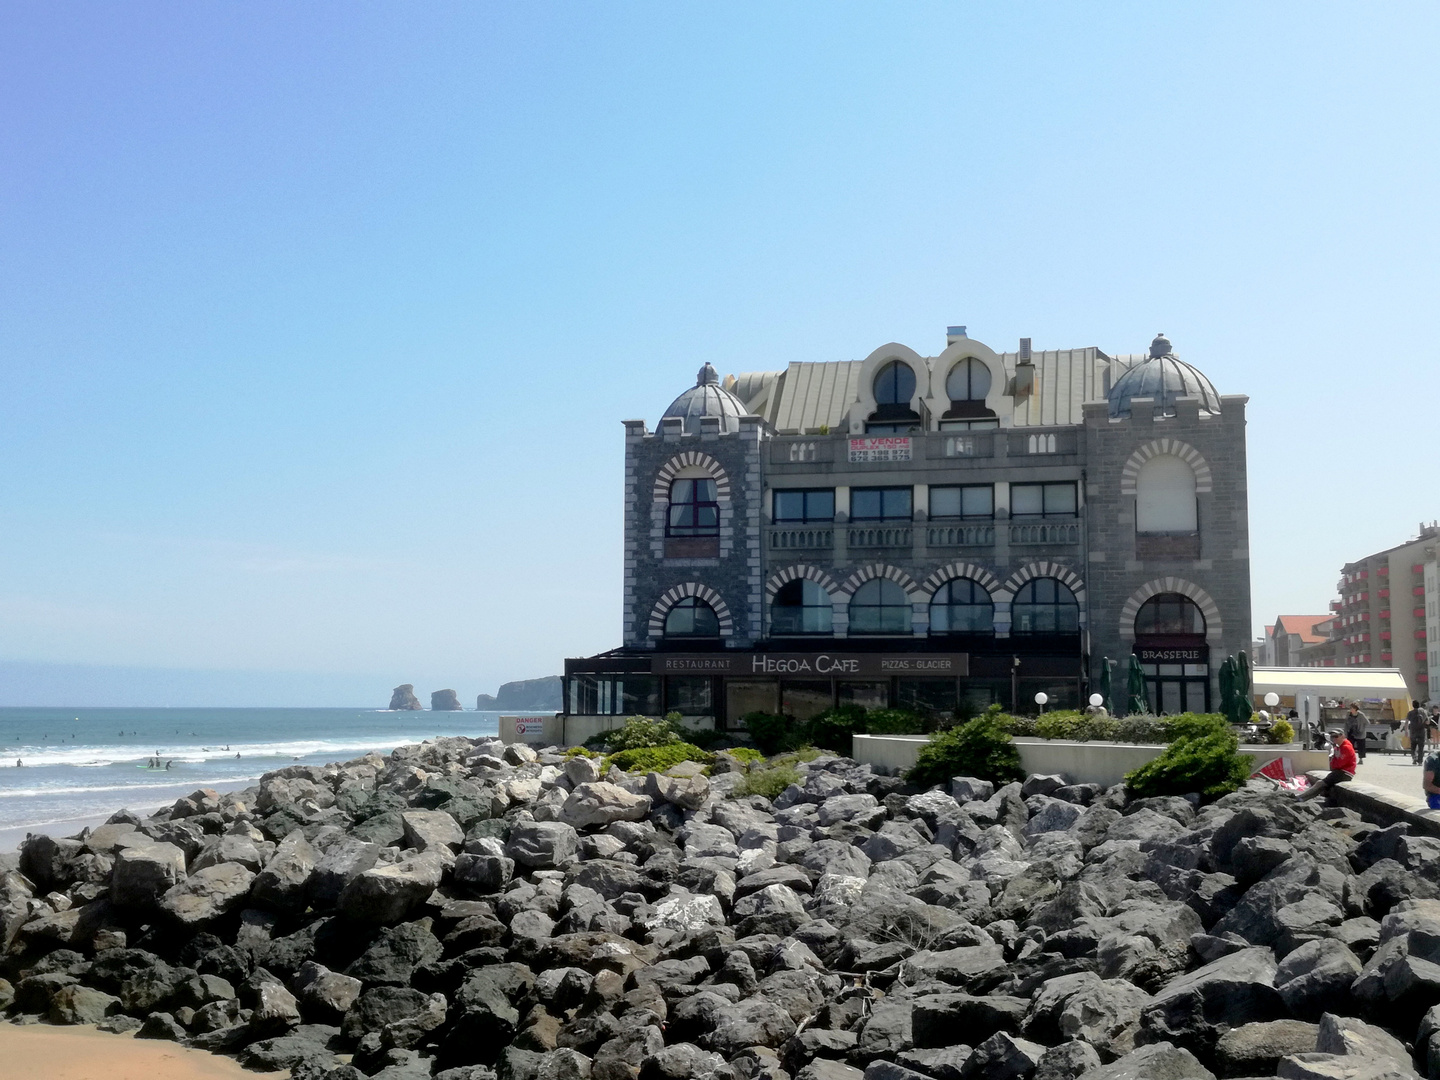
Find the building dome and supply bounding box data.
[1108,334,1221,418]
[661,363,750,433]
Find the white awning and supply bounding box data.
[1252,666,1411,699]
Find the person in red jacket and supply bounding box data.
[1299,728,1358,801]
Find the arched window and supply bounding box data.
[930,579,994,634]
[771,580,833,635]
[664,597,720,638]
[873,361,916,406]
[667,478,719,537]
[1011,578,1080,634]
[1136,455,1197,534]
[849,579,912,635]
[946,358,992,402]
[1135,593,1205,636]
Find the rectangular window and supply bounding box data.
[850,486,913,522]
[938,419,999,431]
[930,484,993,520]
[1011,482,1078,520]
[773,489,835,523]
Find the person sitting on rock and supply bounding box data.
[1299,728,1357,801]
[1423,745,1440,810]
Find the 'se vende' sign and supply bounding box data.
[848,437,911,463]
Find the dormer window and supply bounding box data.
[941,357,998,427]
[867,360,920,433]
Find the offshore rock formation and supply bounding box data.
[1,743,1438,1079]
[475,677,562,713]
[430,691,463,713]
[388,685,422,711]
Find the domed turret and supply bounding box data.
[661,363,750,433]
[1108,334,1220,419]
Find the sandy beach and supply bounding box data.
[0,1022,276,1080]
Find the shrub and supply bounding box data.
[1113,715,1170,744]
[908,707,1024,788]
[684,727,735,751]
[1267,719,1295,744]
[1003,714,1039,737]
[732,764,800,800]
[1124,727,1250,801]
[804,705,867,756]
[607,742,712,773]
[601,714,684,752]
[723,747,766,765]
[1162,712,1232,742]
[862,708,927,735]
[744,712,802,756]
[1034,710,1120,742]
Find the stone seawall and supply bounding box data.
[0,736,1437,1080]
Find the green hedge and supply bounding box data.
[1000,710,1227,746]
[607,742,713,773]
[744,704,928,757]
[1124,716,1250,801]
[908,707,1024,788]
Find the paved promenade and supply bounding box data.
[1353,751,1429,803]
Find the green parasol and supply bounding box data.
[1235,650,1253,723]
[1100,657,1114,714]
[1219,656,1235,722]
[1126,654,1148,715]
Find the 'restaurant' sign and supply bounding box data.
[653,652,968,678]
[848,437,912,463]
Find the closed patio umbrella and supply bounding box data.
[1126,654,1148,715]
[1100,657,1114,714]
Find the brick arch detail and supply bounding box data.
[1002,561,1086,602]
[921,562,1001,600]
[652,452,732,500]
[764,564,841,600]
[1119,439,1213,495]
[838,563,922,602]
[647,583,734,640]
[1119,577,1224,643]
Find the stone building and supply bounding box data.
[565,329,1253,725]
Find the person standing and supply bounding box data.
[1300,728,1359,801]
[1410,701,1430,765]
[1346,703,1370,764]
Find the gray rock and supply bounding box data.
[343,986,449,1049]
[346,920,444,986]
[455,852,514,892]
[1035,1042,1101,1080]
[1274,939,1362,1019]
[1215,1021,1320,1078]
[800,839,872,879]
[136,1011,187,1041]
[111,842,187,907]
[1022,775,1067,798]
[1315,1013,1411,1067]
[958,1032,1046,1080]
[309,834,382,907]
[798,1063,865,1080]
[951,778,995,803]
[48,983,118,1024]
[646,771,711,811]
[508,821,581,869]
[560,783,651,831]
[1076,1041,1214,1079]
[337,850,445,923]
[402,809,465,852]
[160,861,256,926]
[913,994,1027,1048]
[1139,947,1284,1059]
[1025,799,1085,837]
[252,830,317,911]
[594,1026,666,1080]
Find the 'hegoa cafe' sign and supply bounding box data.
[652,652,969,678]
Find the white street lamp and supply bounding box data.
[1034,691,1049,714]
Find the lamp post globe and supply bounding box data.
[1034,691,1048,714]
[1088,693,1104,707]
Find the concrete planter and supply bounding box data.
[851,733,1330,788]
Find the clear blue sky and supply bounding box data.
[2,4,1437,706]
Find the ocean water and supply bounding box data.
[0,707,506,848]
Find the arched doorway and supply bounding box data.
[1133,593,1209,713]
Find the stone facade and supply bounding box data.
[597,331,1253,717]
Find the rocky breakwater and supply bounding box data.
[3,742,1440,1080]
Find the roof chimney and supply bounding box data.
[946,325,967,345]
[1019,337,1032,361]
[1013,337,1035,396]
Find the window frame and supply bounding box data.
[848,578,913,635]
[773,488,836,524]
[663,596,721,638]
[666,477,720,538]
[929,578,995,635]
[1010,577,1081,635]
[1134,593,1206,636]
[770,579,834,636]
[1010,482,1078,520]
[850,486,914,522]
[945,357,993,403]
[873,360,917,407]
[929,484,994,521]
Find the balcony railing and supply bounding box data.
[927,523,996,547]
[1010,521,1081,545]
[767,526,834,550]
[848,525,913,548]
